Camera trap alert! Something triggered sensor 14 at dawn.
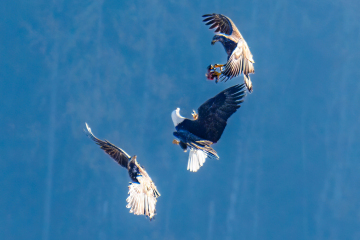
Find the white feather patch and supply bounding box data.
[126,181,157,220]
[187,149,208,172]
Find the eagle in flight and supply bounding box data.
[171,84,246,172]
[84,123,160,220]
[203,13,255,92]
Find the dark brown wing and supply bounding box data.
[197,84,246,142]
[202,13,242,40]
[176,84,246,143]
[84,123,130,168]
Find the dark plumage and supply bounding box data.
[84,123,160,220]
[203,13,255,92]
[171,84,246,172]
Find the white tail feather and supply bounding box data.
[126,182,157,219]
[187,149,208,172]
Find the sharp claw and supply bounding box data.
[172,139,180,145]
[213,70,221,77]
[191,110,199,120]
[206,64,223,81]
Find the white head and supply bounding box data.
[171,108,185,127]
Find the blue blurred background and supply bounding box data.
[1,0,360,239]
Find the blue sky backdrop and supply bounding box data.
[1,0,360,239]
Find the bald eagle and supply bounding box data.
[171,84,246,172]
[84,123,160,220]
[203,13,255,92]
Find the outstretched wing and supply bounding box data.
[84,123,131,169]
[202,13,242,40]
[197,84,246,142]
[126,165,160,220]
[176,85,246,143]
[220,39,255,82]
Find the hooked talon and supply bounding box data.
[212,70,221,77]
[214,64,224,69]
[206,66,222,81]
[214,64,224,72]
[192,110,199,120]
[172,139,180,145]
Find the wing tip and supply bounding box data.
[226,83,245,93]
[85,122,90,132]
[84,122,92,135]
[84,122,100,144]
[84,122,97,139]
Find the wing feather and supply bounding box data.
[220,39,255,83]
[202,13,242,40]
[195,84,246,142]
[84,123,130,168]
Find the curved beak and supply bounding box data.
[211,40,216,45]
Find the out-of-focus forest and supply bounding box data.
[1,0,360,239]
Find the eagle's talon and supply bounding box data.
[212,70,221,77]
[214,64,224,69]
[192,110,199,120]
[172,139,180,145]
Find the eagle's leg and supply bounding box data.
[211,70,222,84]
[172,139,180,145]
[192,110,198,120]
[206,64,223,82]
[212,70,221,76]
[214,64,224,72]
[208,64,224,71]
[214,64,224,69]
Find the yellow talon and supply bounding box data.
[212,70,221,77]
[192,110,199,120]
[214,64,224,68]
[213,64,224,72]
[172,139,180,145]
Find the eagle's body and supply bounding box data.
[213,35,238,56]
[203,13,255,92]
[172,84,246,172]
[84,123,160,220]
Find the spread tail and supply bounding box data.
[187,149,207,172]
